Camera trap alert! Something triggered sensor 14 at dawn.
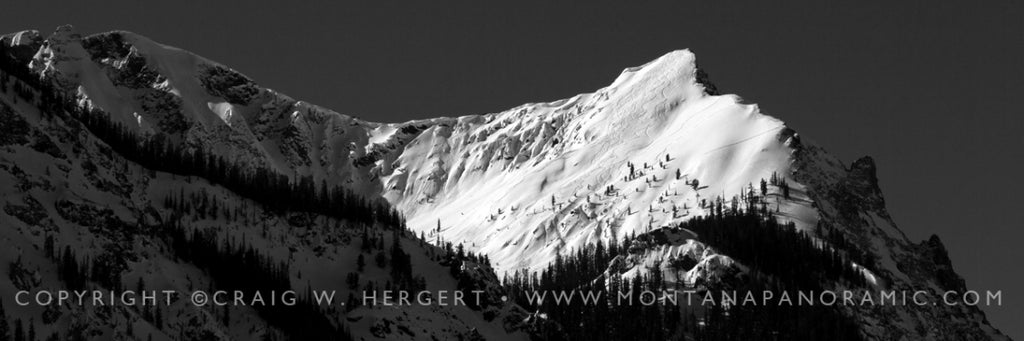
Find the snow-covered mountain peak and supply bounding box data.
[0,27,1010,340]
[5,29,42,47]
[30,25,86,80]
[370,49,803,273]
[21,33,796,273]
[0,28,843,274]
[611,49,697,85]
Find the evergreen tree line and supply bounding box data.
[504,238,678,340]
[161,185,432,315]
[0,50,403,229]
[20,234,128,296]
[163,220,352,341]
[0,44,43,88]
[72,103,403,227]
[3,50,472,340]
[4,39,865,341]
[0,71,35,105]
[818,222,880,277]
[442,240,494,310]
[423,231,498,311]
[503,208,868,340]
[679,210,870,290]
[694,288,862,341]
[342,226,427,310]
[0,298,43,341]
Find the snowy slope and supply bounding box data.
[2,27,535,341]
[378,50,821,274]
[13,27,812,275]
[0,73,531,341]
[0,26,1010,340]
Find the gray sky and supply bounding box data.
[2,1,1022,338]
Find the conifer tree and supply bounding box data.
[0,298,9,341]
[11,320,21,341]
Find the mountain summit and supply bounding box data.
[0,26,1009,340]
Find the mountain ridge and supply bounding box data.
[0,25,1010,340]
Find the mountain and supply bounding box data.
[0,26,536,341]
[0,25,1010,340]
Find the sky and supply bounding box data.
[2,0,1022,338]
